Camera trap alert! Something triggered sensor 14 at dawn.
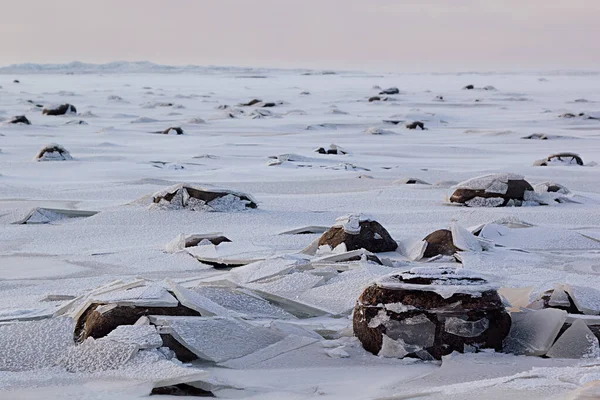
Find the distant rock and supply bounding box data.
[406,121,425,130]
[533,182,570,195]
[463,84,475,90]
[533,152,584,166]
[450,173,534,207]
[366,127,395,135]
[13,79,19,83]
[35,143,73,161]
[166,233,232,253]
[394,177,430,185]
[159,127,184,135]
[379,87,399,95]
[434,95,444,101]
[42,104,77,116]
[483,85,497,91]
[151,183,258,211]
[522,133,549,140]
[368,96,386,102]
[8,115,31,125]
[315,144,347,155]
[65,120,88,125]
[318,214,397,253]
[239,99,262,107]
[354,266,511,360]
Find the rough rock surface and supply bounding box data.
[353,267,511,360]
[152,184,258,211]
[318,215,398,253]
[423,229,459,258]
[450,173,534,207]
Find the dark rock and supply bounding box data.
[152,184,258,210]
[42,104,77,116]
[185,235,231,247]
[13,79,19,83]
[463,85,475,90]
[450,174,534,207]
[523,133,548,140]
[318,215,398,253]
[406,121,425,130]
[159,334,199,362]
[423,229,459,258]
[161,127,184,135]
[151,383,214,397]
[353,267,511,360]
[369,96,385,102]
[379,87,399,95]
[559,113,577,118]
[239,99,262,106]
[35,143,72,161]
[75,303,200,342]
[534,152,584,166]
[315,145,346,155]
[261,102,276,108]
[8,115,31,125]
[383,120,402,125]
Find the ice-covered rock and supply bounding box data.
[379,87,400,95]
[366,127,395,135]
[151,183,257,211]
[533,182,571,195]
[318,214,398,253]
[354,266,510,359]
[503,308,567,356]
[534,152,584,166]
[14,207,98,224]
[165,233,231,253]
[422,229,458,258]
[546,319,600,359]
[35,143,73,161]
[450,173,534,207]
[7,115,31,124]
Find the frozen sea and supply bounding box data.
[0,63,600,399]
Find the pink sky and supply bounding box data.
[1,0,598,71]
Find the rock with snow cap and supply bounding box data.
[151,183,257,211]
[35,143,73,161]
[8,115,31,125]
[449,173,534,207]
[318,214,398,253]
[353,266,510,360]
[533,152,584,166]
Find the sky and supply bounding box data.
[1,0,599,72]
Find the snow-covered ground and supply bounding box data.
[1,65,600,399]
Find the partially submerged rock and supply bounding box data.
[423,229,459,258]
[379,87,399,95]
[366,127,395,135]
[35,143,73,161]
[368,96,386,102]
[166,233,231,253]
[151,184,257,211]
[405,121,425,130]
[315,144,347,155]
[8,115,31,125]
[354,266,510,360]
[318,214,398,253]
[533,152,584,166]
[463,84,475,90]
[450,173,534,207]
[239,99,262,106]
[42,104,77,116]
[160,127,184,135]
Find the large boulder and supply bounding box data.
[318,214,397,253]
[42,104,77,116]
[35,143,73,161]
[533,152,584,166]
[450,173,534,207]
[151,183,258,211]
[353,266,511,360]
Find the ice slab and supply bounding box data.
[451,222,483,252]
[504,308,567,356]
[193,287,295,320]
[57,337,138,372]
[445,316,490,338]
[150,316,284,363]
[0,317,75,371]
[218,335,318,369]
[105,324,163,349]
[566,285,600,315]
[279,226,329,235]
[169,281,238,317]
[13,208,98,224]
[546,319,600,359]
[229,256,304,284]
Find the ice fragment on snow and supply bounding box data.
[151,316,284,363]
[385,302,417,314]
[451,222,483,252]
[325,346,350,358]
[169,281,238,317]
[105,324,163,349]
[503,308,567,356]
[332,214,372,235]
[566,285,600,315]
[379,334,422,358]
[546,319,600,359]
[57,337,137,372]
[0,318,75,371]
[444,317,489,337]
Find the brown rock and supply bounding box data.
[239,99,262,106]
[450,174,534,207]
[406,121,425,130]
[152,184,258,210]
[318,217,397,253]
[151,383,214,397]
[353,267,511,360]
[42,104,77,116]
[185,235,231,247]
[423,229,459,258]
[75,303,200,342]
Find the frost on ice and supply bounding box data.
[57,337,138,372]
